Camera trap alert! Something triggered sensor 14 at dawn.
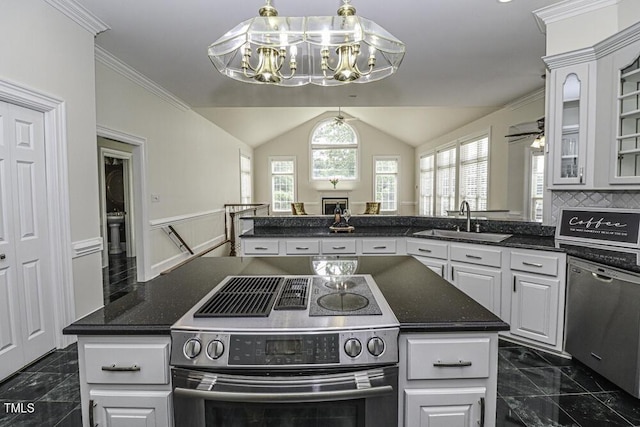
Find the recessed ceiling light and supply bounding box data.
[498,0,512,3]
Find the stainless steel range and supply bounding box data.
[170,272,400,427]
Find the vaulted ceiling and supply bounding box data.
[76,0,559,147]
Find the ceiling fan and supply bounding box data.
[333,107,358,125]
[505,117,545,140]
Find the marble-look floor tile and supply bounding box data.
[53,406,82,427]
[549,394,634,427]
[560,364,620,393]
[520,367,589,396]
[497,396,527,426]
[503,395,580,426]
[500,346,553,369]
[498,368,545,397]
[0,372,71,401]
[593,391,640,426]
[39,375,80,403]
[0,401,77,427]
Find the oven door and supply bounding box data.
[172,365,398,427]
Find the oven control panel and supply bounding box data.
[171,328,399,368]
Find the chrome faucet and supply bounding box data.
[459,200,471,232]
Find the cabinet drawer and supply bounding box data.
[450,244,501,268]
[406,239,448,260]
[285,240,320,255]
[406,337,490,380]
[84,342,170,384]
[510,250,559,276]
[321,239,356,254]
[361,239,397,254]
[243,239,279,255]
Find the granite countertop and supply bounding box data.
[241,225,560,252]
[63,256,509,336]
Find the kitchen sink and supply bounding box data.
[413,229,512,242]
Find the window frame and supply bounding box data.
[373,156,400,213]
[269,156,296,213]
[425,130,491,217]
[239,152,252,205]
[418,152,435,216]
[309,118,360,183]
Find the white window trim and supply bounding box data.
[418,151,435,216]
[308,119,361,182]
[427,128,491,216]
[269,156,297,212]
[239,152,252,204]
[373,156,400,213]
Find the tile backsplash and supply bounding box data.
[551,190,640,223]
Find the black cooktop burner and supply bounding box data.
[317,292,369,312]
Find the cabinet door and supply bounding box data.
[405,387,486,427]
[89,389,171,427]
[451,264,501,316]
[548,63,592,186]
[413,256,448,280]
[511,273,560,346]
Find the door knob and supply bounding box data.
[0,254,5,260]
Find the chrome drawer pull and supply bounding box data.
[295,247,309,250]
[89,399,97,427]
[465,254,482,260]
[332,246,346,250]
[254,247,269,250]
[433,360,472,367]
[418,248,432,253]
[101,364,141,372]
[522,261,543,268]
[373,246,387,249]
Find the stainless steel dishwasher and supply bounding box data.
[566,256,640,398]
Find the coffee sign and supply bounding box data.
[556,208,640,248]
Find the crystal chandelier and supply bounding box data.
[208,0,406,86]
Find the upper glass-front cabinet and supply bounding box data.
[549,64,590,186]
[615,54,640,181]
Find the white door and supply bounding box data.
[0,101,54,381]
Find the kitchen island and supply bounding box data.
[64,256,509,427]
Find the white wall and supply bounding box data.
[415,91,545,217]
[0,0,103,318]
[253,112,416,215]
[95,61,252,273]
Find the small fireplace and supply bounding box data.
[322,197,349,215]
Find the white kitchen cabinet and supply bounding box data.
[89,389,171,427]
[451,263,502,317]
[406,238,449,279]
[510,273,560,346]
[503,248,567,355]
[242,239,280,255]
[545,60,596,187]
[285,239,320,255]
[399,333,498,427]
[78,336,173,427]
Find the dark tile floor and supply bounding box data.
[497,340,640,426]
[2,255,640,426]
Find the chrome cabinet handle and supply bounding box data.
[89,399,97,427]
[480,397,486,427]
[465,254,482,260]
[418,248,432,253]
[433,360,472,367]
[332,246,346,250]
[579,167,583,184]
[295,247,309,250]
[0,254,5,260]
[440,265,444,277]
[373,246,387,249]
[101,364,140,372]
[513,276,516,292]
[522,261,543,268]
[254,247,269,250]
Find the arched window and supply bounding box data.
[310,119,358,180]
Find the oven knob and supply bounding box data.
[367,337,385,357]
[344,338,362,358]
[183,338,202,359]
[206,340,225,360]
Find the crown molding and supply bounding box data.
[505,87,546,111]
[533,0,621,34]
[43,0,110,36]
[95,46,190,112]
[543,21,640,69]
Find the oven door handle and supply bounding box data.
[174,385,394,403]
